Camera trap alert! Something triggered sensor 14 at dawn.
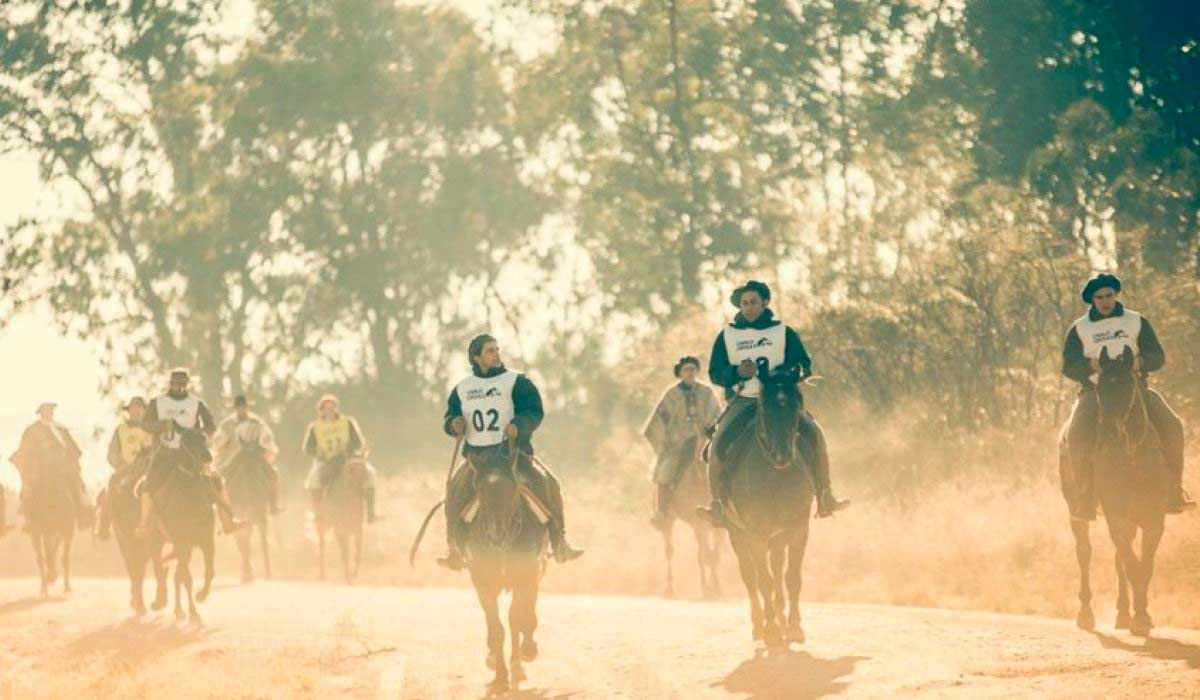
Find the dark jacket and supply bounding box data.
[443,365,544,454]
[708,309,812,399]
[1061,303,1165,384]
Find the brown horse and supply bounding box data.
[461,448,547,694]
[225,444,273,583]
[23,466,76,597]
[317,457,367,583]
[147,428,217,625]
[110,464,168,614]
[721,363,815,646]
[1062,346,1169,636]
[660,435,722,599]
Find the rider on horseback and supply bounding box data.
[95,396,154,540]
[700,281,849,525]
[214,395,282,514]
[302,395,378,524]
[643,356,722,530]
[1061,273,1194,521]
[137,368,246,536]
[9,402,92,531]
[438,333,585,570]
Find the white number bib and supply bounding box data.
[456,371,520,447]
[723,324,787,398]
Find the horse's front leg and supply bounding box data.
[261,521,272,580]
[730,533,763,640]
[755,543,782,646]
[662,520,675,598]
[317,528,326,581]
[1131,519,1165,636]
[474,575,508,693]
[1069,519,1095,630]
[509,562,541,686]
[785,526,811,643]
[196,529,215,603]
[61,532,73,594]
[31,535,48,597]
[151,539,168,611]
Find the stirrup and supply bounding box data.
[552,540,584,563]
[437,549,466,571]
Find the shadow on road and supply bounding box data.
[713,647,866,699]
[1094,631,1200,670]
[68,617,211,669]
[477,689,575,700]
[0,595,58,618]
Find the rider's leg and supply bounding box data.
[798,414,849,518]
[1143,388,1194,513]
[700,397,754,525]
[521,459,583,563]
[304,460,325,522]
[438,461,474,570]
[136,491,155,538]
[71,466,93,529]
[205,471,246,534]
[1066,387,1100,521]
[266,462,283,514]
[363,464,379,523]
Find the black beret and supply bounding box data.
[1081,273,1121,304]
[730,280,771,308]
[673,356,701,377]
[468,333,497,365]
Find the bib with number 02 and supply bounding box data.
[455,370,520,447]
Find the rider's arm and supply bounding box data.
[442,387,464,437]
[1138,317,1165,373]
[1061,325,1091,384]
[106,430,123,470]
[346,418,365,455]
[708,330,740,389]
[510,375,544,439]
[302,423,318,457]
[783,326,813,378]
[197,400,217,437]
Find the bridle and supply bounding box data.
[753,379,801,469]
[1102,363,1151,458]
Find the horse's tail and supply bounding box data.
[408,500,445,566]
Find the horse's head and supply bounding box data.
[471,447,523,523]
[755,362,805,469]
[1097,346,1139,432]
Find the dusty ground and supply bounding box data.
[1,577,1198,699]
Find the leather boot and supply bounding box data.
[365,487,379,523]
[816,487,850,518]
[1167,485,1196,515]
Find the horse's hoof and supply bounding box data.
[190,612,204,627]
[63,585,72,595]
[1115,611,1132,630]
[196,590,209,603]
[1131,614,1153,637]
[151,598,167,612]
[762,625,785,648]
[751,625,764,642]
[663,586,675,599]
[175,610,186,623]
[486,653,499,670]
[786,625,806,644]
[1076,608,1095,631]
[511,662,527,684]
[521,638,539,662]
[487,678,509,695]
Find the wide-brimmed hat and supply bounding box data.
[729,280,771,308]
[673,356,701,377]
[168,368,190,383]
[1081,273,1121,305]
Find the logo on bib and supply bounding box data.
[1092,329,1129,344]
[466,387,504,400]
[735,337,774,352]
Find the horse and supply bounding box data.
[225,441,273,583]
[462,447,548,694]
[316,457,367,583]
[23,465,77,598]
[721,361,815,646]
[109,461,168,614]
[146,428,217,625]
[660,434,722,599]
[1061,345,1169,636]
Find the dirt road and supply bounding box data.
[1,577,1198,699]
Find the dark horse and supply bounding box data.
[317,457,367,583]
[110,459,168,614]
[24,464,76,597]
[1061,346,1169,636]
[463,447,548,694]
[722,360,815,646]
[144,427,216,624]
[226,442,273,583]
[660,434,722,599]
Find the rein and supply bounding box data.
[753,386,800,468]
